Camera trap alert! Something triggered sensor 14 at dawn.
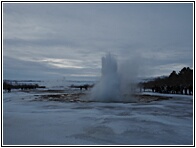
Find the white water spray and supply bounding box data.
[90,52,142,102]
[90,53,121,102]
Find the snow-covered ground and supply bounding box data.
[3,89,193,145]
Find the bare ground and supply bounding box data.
[32,89,172,103]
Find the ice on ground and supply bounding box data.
[3,90,193,145]
[142,91,193,99]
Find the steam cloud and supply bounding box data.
[90,53,141,102]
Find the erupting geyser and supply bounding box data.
[90,52,140,102]
[91,53,122,102]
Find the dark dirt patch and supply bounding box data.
[33,92,171,103]
[133,94,172,103]
[33,93,89,102]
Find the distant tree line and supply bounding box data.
[3,80,45,92]
[138,67,193,95]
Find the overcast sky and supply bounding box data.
[3,2,193,80]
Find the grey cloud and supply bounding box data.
[4,38,78,48]
[3,55,100,80]
[3,2,193,80]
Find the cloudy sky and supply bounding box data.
[3,2,193,80]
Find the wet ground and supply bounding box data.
[3,89,193,145]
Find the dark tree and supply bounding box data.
[138,67,193,95]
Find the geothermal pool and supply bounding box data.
[3,89,193,145]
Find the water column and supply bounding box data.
[91,53,121,102]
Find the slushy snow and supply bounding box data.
[3,90,193,145]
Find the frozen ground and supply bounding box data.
[3,89,193,145]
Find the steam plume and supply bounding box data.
[90,52,142,103]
